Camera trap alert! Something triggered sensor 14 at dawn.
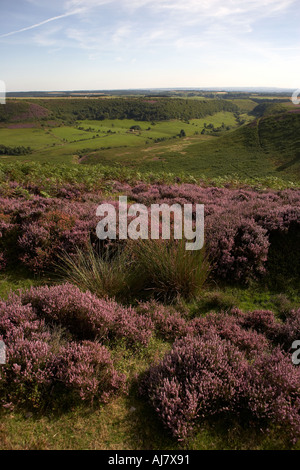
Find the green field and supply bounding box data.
[0,112,244,165]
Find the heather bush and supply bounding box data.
[140,334,250,440]
[0,336,54,408]
[0,290,128,409]
[0,337,126,409]
[48,341,126,404]
[17,201,98,273]
[141,307,300,442]
[141,333,300,442]
[136,300,190,341]
[205,215,270,282]
[14,283,153,347]
[279,309,300,350]
[130,183,300,283]
[235,308,300,352]
[234,308,278,336]
[245,348,300,443]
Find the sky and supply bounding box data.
[0,0,299,91]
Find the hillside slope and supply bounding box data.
[83,111,300,183]
[140,111,300,180]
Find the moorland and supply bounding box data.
[0,90,299,450]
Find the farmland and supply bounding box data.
[0,96,299,182]
[0,93,299,450]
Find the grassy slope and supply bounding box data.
[83,112,300,182]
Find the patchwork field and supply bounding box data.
[0,112,242,164]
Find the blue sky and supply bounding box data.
[0,0,299,91]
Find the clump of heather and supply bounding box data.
[280,309,300,350]
[141,333,300,442]
[136,300,190,341]
[206,216,270,282]
[140,334,249,440]
[0,335,54,408]
[0,288,128,409]
[0,184,299,283]
[48,341,126,404]
[141,307,300,443]
[189,312,270,359]
[245,347,300,442]
[14,283,153,347]
[236,308,300,352]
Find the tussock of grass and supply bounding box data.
[58,239,210,303]
[128,239,210,301]
[57,243,133,301]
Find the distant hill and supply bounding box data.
[0,100,49,122]
[0,98,238,123]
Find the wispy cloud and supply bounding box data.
[0,10,80,38]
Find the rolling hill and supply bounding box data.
[83,110,300,183]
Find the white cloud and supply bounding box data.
[61,0,297,49]
[63,0,295,18]
[112,25,133,44]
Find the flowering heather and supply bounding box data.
[141,333,300,442]
[245,348,300,442]
[189,312,270,359]
[129,183,300,282]
[235,308,300,352]
[0,182,299,282]
[136,300,190,341]
[0,196,99,272]
[141,307,300,442]
[140,334,250,440]
[14,283,153,347]
[0,287,130,409]
[48,341,126,403]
